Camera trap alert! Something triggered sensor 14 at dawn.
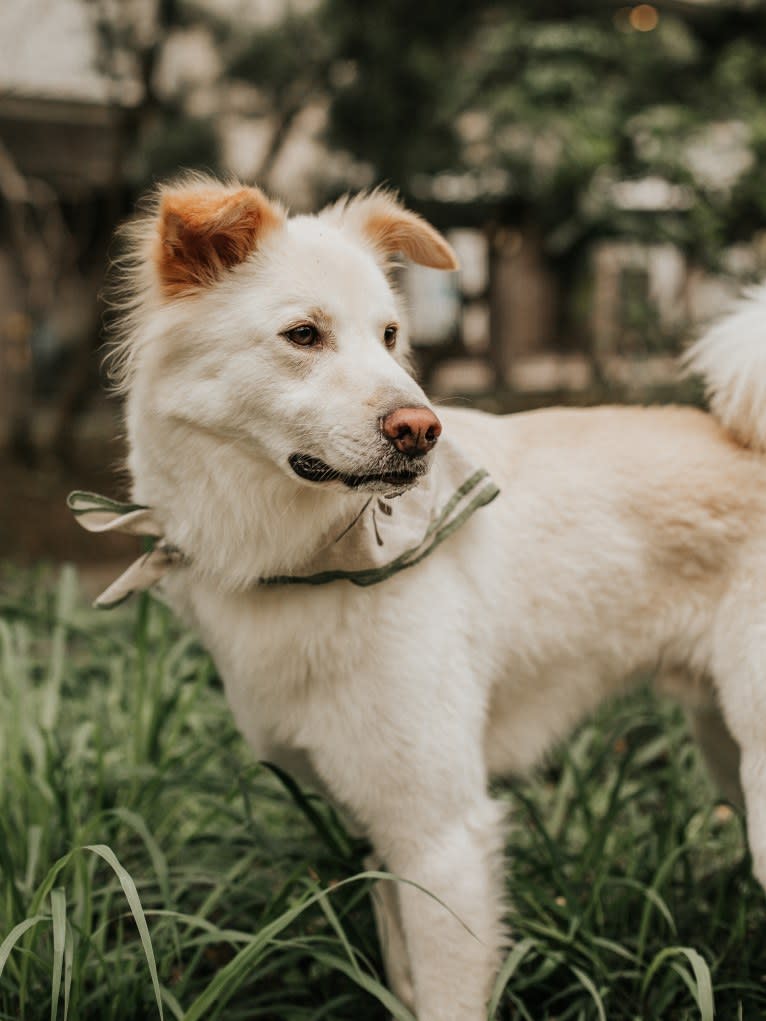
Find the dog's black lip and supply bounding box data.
[289,453,420,489]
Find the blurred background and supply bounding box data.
[2,0,766,568]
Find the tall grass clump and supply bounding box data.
[1,566,766,1020]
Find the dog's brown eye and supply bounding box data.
[384,325,398,349]
[284,324,320,347]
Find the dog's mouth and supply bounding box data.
[289,453,424,490]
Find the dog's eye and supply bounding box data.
[383,325,398,349]
[284,324,320,347]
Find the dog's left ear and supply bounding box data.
[337,192,459,271]
[155,181,284,296]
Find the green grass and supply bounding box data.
[1,566,765,1020]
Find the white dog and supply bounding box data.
[74,176,766,1020]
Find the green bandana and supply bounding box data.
[68,440,499,608]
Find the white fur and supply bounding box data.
[684,283,766,451]
[120,192,766,1021]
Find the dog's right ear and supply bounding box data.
[155,182,283,297]
[334,191,459,271]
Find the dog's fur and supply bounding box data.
[113,175,766,1020]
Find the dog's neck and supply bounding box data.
[127,411,367,592]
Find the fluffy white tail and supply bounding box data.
[684,284,766,451]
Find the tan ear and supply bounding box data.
[155,182,283,296]
[337,192,459,271]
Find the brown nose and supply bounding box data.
[381,406,442,456]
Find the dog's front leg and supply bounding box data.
[365,853,416,1010]
[373,796,507,1021]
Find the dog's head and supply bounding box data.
[116,176,458,496]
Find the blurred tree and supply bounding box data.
[78,0,766,268]
[225,9,336,187]
[220,0,766,379]
[468,2,766,266]
[87,0,221,185]
[0,0,225,462]
[320,0,483,186]
[307,0,766,267]
[221,0,487,197]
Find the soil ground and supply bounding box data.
[1,417,134,568]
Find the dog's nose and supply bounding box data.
[381,407,442,456]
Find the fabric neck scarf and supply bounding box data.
[68,438,500,609]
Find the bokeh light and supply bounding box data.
[630,4,660,32]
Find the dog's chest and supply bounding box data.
[172,574,377,739]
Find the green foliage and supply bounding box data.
[224,0,766,265]
[0,568,385,1020]
[138,115,220,186]
[318,0,480,184]
[96,1,766,265]
[441,3,766,261]
[1,566,766,1019]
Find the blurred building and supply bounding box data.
[0,0,138,450]
[407,174,766,398]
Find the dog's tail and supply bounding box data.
[684,284,766,451]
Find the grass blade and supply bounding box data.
[84,844,164,1021]
[0,916,48,979]
[50,888,66,1021]
[63,921,74,1021]
[310,949,417,1021]
[569,963,607,1021]
[642,945,714,1021]
[487,938,538,1017]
